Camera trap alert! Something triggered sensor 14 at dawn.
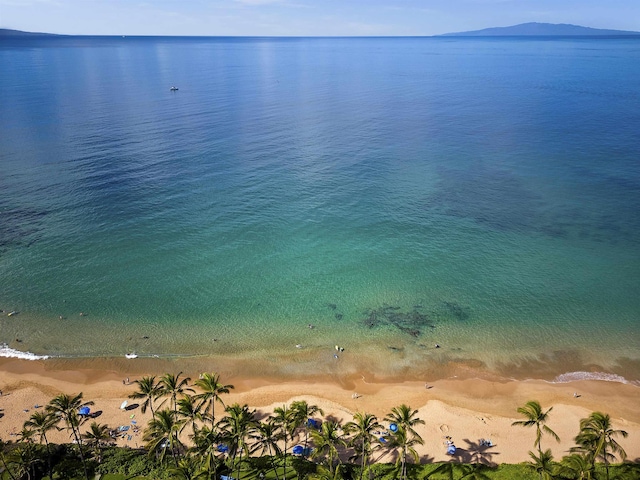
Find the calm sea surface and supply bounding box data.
[1,36,639,381]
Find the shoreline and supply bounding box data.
[1,357,639,465]
[3,342,640,387]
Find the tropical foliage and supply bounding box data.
[0,375,636,480]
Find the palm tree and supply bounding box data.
[291,399,324,452]
[194,372,234,428]
[46,392,94,480]
[218,403,256,480]
[81,422,111,463]
[177,394,204,438]
[512,400,560,454]
[344,412,382,480]
[23,410,59,479]
[0,438,19,480]
[573,411,627,480]
[528,449,557,480]
[314,464,346,480]
[270,404,297,475]
[144,408,185,467]
[7,442,41,480]
[129,376,161,417]
[310,421,347,476]
[17,427,36,444]
[159,372,194,415]
[167,456,203,480]
[384,427,422,480]
[191,425,224,480]
[250,420,283,480]
[384,404,425,480]
[559,454,594,480]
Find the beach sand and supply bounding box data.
[1,357,639,465]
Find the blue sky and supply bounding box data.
[1,0,638,36]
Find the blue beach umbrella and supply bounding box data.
[292,445,304,455]
[217,444,229,453]
[79,407,90,416]
[447,444,456,455]
[389,423,398,432]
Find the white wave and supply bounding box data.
[552,371,634,385]
[0,343,49,360]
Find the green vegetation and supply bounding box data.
[1,374,637,479]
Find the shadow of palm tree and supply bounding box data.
[425,462,495,480]
[374,441,399,464]
[253,409,270,422]
[124,403,139,411]
[450,446,471,463]
[419,453,435,464]
[461,438,499,466]
[324,414,342,424]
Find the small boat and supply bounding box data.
[125,353,138,359]
[170,86,179,91]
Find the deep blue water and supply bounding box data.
[1,36,639,379]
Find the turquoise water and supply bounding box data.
[1,36,639,380]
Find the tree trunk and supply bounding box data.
[269,444,280,480]
[44,435,53,480]
[71,425,89,480]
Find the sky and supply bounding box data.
[1,0,639,36]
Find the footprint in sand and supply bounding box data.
[439,424,449,433]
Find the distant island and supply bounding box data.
[0,28,60,37]
[439,22,640,37]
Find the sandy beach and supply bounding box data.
[1,357,639,465]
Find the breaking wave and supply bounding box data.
[0,343,49,360]
[552,371,638,386]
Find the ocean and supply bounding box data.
[1,36,639,382]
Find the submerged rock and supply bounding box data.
[361,305,435,337]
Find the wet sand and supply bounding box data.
[1,357,639,464]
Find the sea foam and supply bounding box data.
[0,344,49,360]
[552,371,636,386]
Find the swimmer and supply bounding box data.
[296,344,303,349]
[435,343,440,348]
[308,324,314,329]
[333,354,339,359]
